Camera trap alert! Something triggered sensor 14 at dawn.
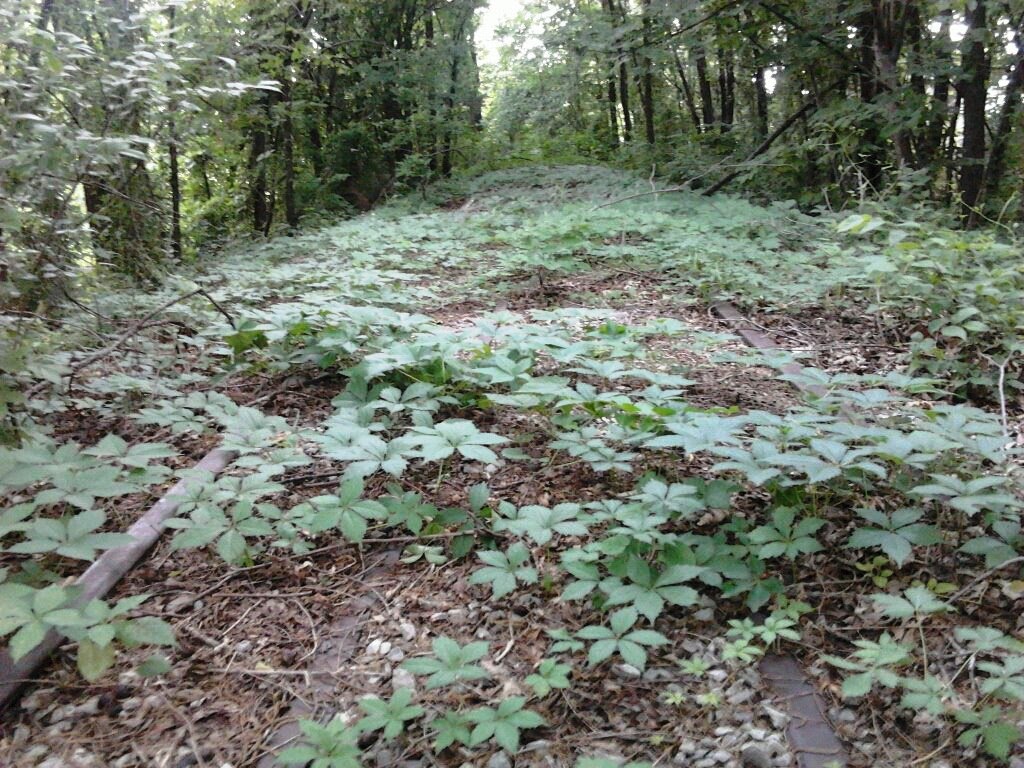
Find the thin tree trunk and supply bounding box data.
[425,13,439,172]
[754,67,769,139]
[640,0,655,144]
[872,1,915,168]
[673,51,703,132]
[922,10,952,166]
[695,44,716,130]
[959,0,989,225]
[248,97,270,234]
[166,4,182,260]
[857,9,883,190]
[598,0,630,141]
[606,72,620,147]
[983,21,1024,201]
[717,48,734,132]
[943,91,962,204]
[196,153,212,201]
[282,101,297,228]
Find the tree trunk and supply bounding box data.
[959,0,989,225]
[603,0,632,142]
[195,153,212,201]
[166,4,182,260]
[673,51,703,133]
[282,102,298,228]
[248,98,270,234]
[856,10,883,190]
[639,0,655,144]
[168,127,182,260]
[606,71,620,147]
[921,10,952,167]
[717,48,734,132]
[872,0,915,168]
[983,22,1023,201]
[695,44,716,130]
[943,91,962,204]
[754,67,769,139]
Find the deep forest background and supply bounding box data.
[1,0,1023,308]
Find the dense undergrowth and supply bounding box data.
[1,166,1022,766]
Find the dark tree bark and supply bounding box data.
[195,152,212,201]
[603,0,632,141]
[717,51,727,129]
[441,5,472,177]
[639,0,656,144]
[983,21,1024,201]
[307,119,324,179]
[166,4,182,260]
[754,67,769,139]
[959,0,989,224]
[606,70,621,147]
[282,99,298,228]
[673,51,703,133]
[248,97,270,234]
[597,0,620,147]
[694,44,716,130]
[872,0,915,168]
[717,48,735,133]
[856,9,883,190]
[168,129,182,259]
[943,91,962,204]
[921,10,952,166]
[618,57,633,141]
[424,12,439,172]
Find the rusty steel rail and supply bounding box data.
[712,299,852,768]
[256,547,403,768]
[0,446,238,713]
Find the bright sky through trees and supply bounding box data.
[476,0,526,66]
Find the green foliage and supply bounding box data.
[357,688,424,741]
[525,658,572,697]
[276,717,363,768]
[408,419,508,464]
[292,479,387,543]
[469,543,538,599]
[464,697,546,753]
[401,636,490,689]
[846,507,942,566]
[747,507,825,560]
[4,164,1024,764]
[576,607,669,671]
[822,633,914,698]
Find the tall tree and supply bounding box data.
[959,0,990,223]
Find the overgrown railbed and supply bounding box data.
[1,166,1022,767]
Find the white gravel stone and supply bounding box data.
[391,667,416,691]
[740,746,772,768]
[613,663,642,678]
[366,638,392,656]
[762,704,789,730]
[398,621,416,641]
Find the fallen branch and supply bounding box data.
[702,79,846,196]
[68,287,205,382]
[0,445,238,712]
[22,284,232,401]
